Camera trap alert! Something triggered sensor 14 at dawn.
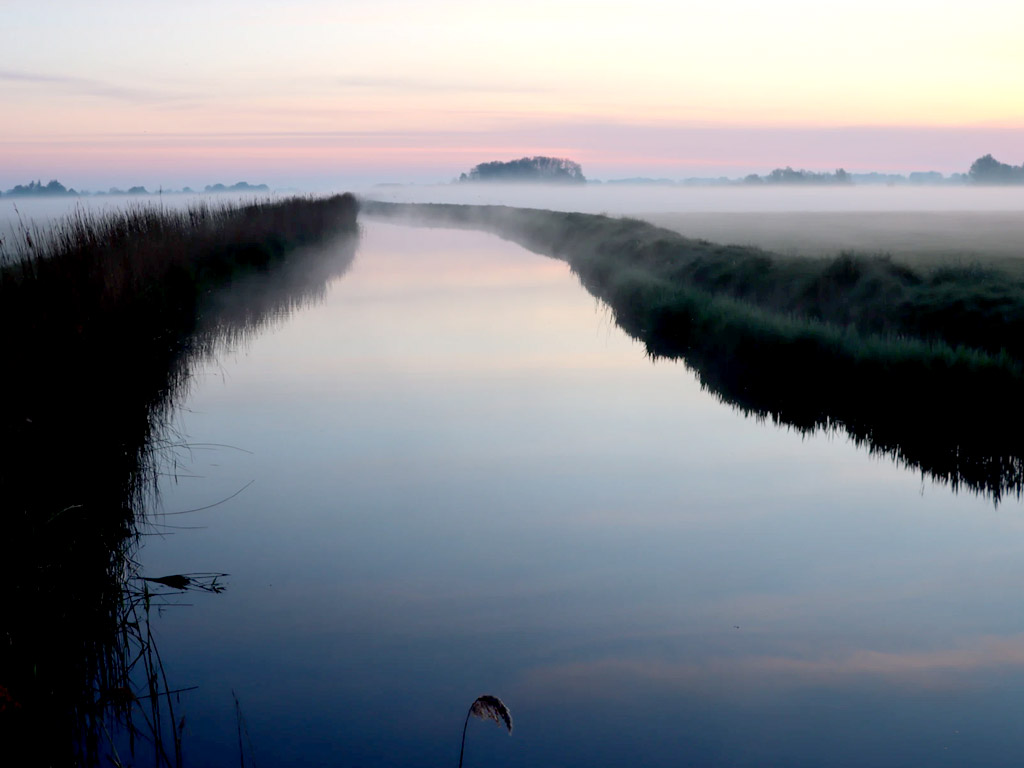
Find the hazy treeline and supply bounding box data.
[697,154,1019,186]
[459,156,587,184]
[1,179,271,198]
[0,194,359,766]
[364,200,1024,500]
[598,170,967,185]
[969,154,1024,184]
[603,154,1010,186]
[743,167,852,185]
[453,153,1019,187]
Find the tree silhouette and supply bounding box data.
[460,156,586,183]
[969,154,1024,184]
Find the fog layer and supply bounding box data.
[361,183,1024,267]
[359,182,1024,214]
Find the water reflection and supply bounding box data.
[364,202,1024,502]
[0,217,359,766]
[635,314,1024,502]
[126,221,1024,768]
[11,213,1022,767]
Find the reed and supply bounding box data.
[0,194,360,766]
[458,695,513,768]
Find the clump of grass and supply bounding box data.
[363,200,1024,501]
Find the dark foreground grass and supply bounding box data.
[0,194,359,766]
[1,194,359,491]
[363,200,1024,501]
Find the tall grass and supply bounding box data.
[0,194,360,766]
[363,200,1024,501]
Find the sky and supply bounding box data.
[2,0,1023,189]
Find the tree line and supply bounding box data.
[457,154,1024,186]
[1,180,271,198]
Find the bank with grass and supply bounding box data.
[0,193,360,766]
[364,200,1024,500]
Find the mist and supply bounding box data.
[9,181,1024,271]
[356,182,1024,267]
[356,180,1024,212]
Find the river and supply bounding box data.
[124,218,1024,767]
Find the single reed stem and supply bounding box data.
[458,706,472,768]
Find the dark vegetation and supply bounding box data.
[363,200,1024,500]
[598,155,1016,186]
[743,167,852,185]
[459,156,586,184]
[0,194,360,765]
[4,179,79,196]
[969,154,1024,184]
[204,181,270,193]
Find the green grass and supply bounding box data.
[363,200,1024,501]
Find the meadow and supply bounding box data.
[645,210,1024,271]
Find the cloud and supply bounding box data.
[517,634,1024,699]
[0,69,196,104]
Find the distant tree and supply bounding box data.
[762,167,852,185]
[459,156,586,184]
[228,181,270,191]
[202,182,269,193]
[969,154,1024,184]
[5,179,73,196]
[767,167,802,184]
[127,186,148,195]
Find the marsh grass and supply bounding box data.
[0,194,359,766]
[364,200,1024,500]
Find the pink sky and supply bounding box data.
[2,1,1022,190]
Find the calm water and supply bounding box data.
[133,221,1024,767]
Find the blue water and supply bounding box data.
[135,220,1024,767]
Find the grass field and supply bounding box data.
[644,210,1024,270]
